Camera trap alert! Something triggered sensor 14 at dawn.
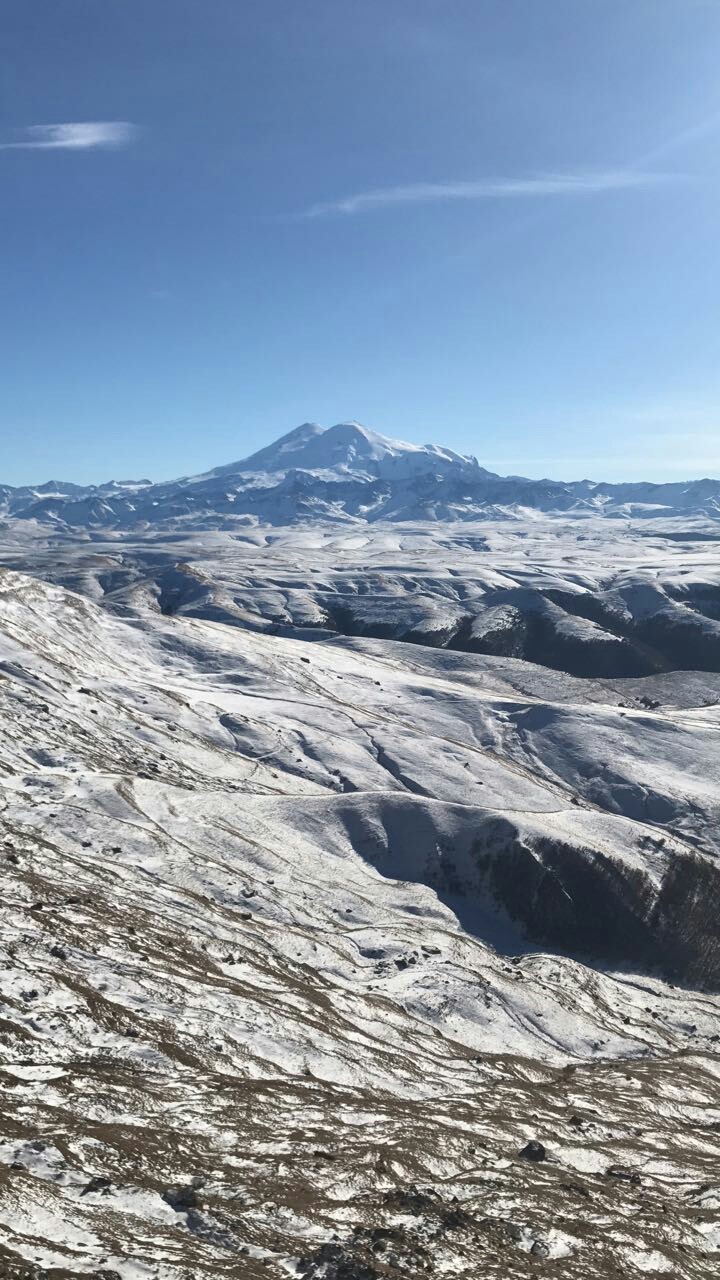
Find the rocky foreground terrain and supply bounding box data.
[0,494,719,1277]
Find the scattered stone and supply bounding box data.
[81,1175,113,1196]
[163,1184,203,1211]
[440,1205,474,1230]
[606,1164,641,1184]
[518,1140,547,1162]
[383,1186,438,1215]
[297,1241,380,1279]
[560,1180,591,1199]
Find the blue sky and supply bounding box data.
[2,0,720,485]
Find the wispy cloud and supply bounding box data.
[302,169,672,218]
[0,122,136,152]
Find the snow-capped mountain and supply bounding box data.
[3,421,720,528]
[208,419,487,479]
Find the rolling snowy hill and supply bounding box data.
[0,564,719,1279]
[0,500,719,1277]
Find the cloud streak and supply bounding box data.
[0,122,136,152]
[302,169,672,217]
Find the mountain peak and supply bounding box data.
[307,421,414,467]
[202,420,438,480]
[3,421,720,529]
[208,422,325,478]
[215,421,481,481]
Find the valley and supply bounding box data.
[0,428,719,1277]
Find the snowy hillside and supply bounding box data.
[0,508,719,1277]
[2,421,720,528]
[4,516,720,678]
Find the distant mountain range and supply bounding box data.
[3,421,720,527]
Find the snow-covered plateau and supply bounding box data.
[0,427,719,1279]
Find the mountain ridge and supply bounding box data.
[2,421,720,527]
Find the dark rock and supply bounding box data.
[559,1180,591,1199]
[504,1222,525,1242]
[298,1242,381,1280]
[163,1184,203,1211]
[81,1175,113,1195]
[440,1206,474,1230]
[518,1140,546,1162]
[315,1244,344,1264]
[383,1185,438,1215]
[606,1164,641,1184]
